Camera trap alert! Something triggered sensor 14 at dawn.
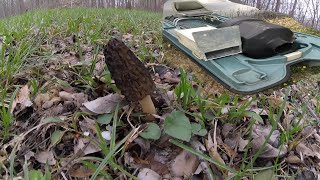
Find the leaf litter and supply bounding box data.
[1,21,320,180]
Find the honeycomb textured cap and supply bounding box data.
[103,38,155,102]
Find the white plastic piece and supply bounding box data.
[174,26,216,42]
[285,51,302,61]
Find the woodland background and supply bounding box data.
[0,0,319,29]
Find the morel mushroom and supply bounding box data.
[104,38,156,117]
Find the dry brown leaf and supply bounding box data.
[82,93,124,114]
[137,168,162,180]
[72,93,89,107]
[170,150,199,178]
[12,85,33,112]
[296,143,314,157]
[206,130,226,172]
[42,101,54,109]
[24,151,35,161]
[58,91,88,107]
[94,58,105,76]
[69,164,95,178]
[133,137,151,156]
[222,123,234,138]
[79,117,97,134]
[251,135,287,158]
[311,144,320,158]
[59,91,73,101]
[252,124,280,146]
[62,54,79,65]
[34,150,56,165]
[161,90,176,106]
[268,95,284,107]
[74,138,101,155]
[34,93,50,109]
[221,143,237,158]
[295,170,317,180]
[238,137,249,152]
[208,147,226,170]
[286,155,302,164]
[122,33,134,42]
[59,91,74,101]
[313,133,320,143]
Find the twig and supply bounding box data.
[307,103,320,122]
[126,105,136,129]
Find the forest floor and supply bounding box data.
[0,7,320,179]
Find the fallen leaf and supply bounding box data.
[59,91,74,101]
[12,85,33,112]
[58,91,88,108]
[69,164,94,178]
[63,54,80,65]
[254,169,276,180]
[206,130,226,172]
[42,100,54,109]
[73,93,88,107]
[137,168,161,180]
[244,111,264,124]
[34,93,50,109]
[313,133,320,143]
[94,58,105,76]
[40,116,63,124]
[222,123,234,138]
[24,151,35,161]
[221,143,237,158]
[251,135,287,158]
[79,117,97,134]
[83,93,124,114]
[161,90,176,106]
[286,155,302,164]
[296,143,315,157]
[50,130,65,147]
[252,124,280,146]
[74,138,101,155]
[34,150,56,165]
[170,150,199,178]
[122,33,133,42]
[133,137,151,155]
[295,170,316,180]
[238,137,249,152]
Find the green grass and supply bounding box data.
[0,7,162,178]
[0,7,161,85]
[0,7,162,134]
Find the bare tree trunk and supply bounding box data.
[20,0,27,13]
[0,0,5,17]
[275,0,281,12]
[265,0,272,10]
[256,0,262,9]
[289,0,298,17]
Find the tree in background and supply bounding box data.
[0,0,318,30]
[229,0,320,29]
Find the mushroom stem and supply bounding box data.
[139,95,156,115]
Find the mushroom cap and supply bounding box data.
[103,38,155,102]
